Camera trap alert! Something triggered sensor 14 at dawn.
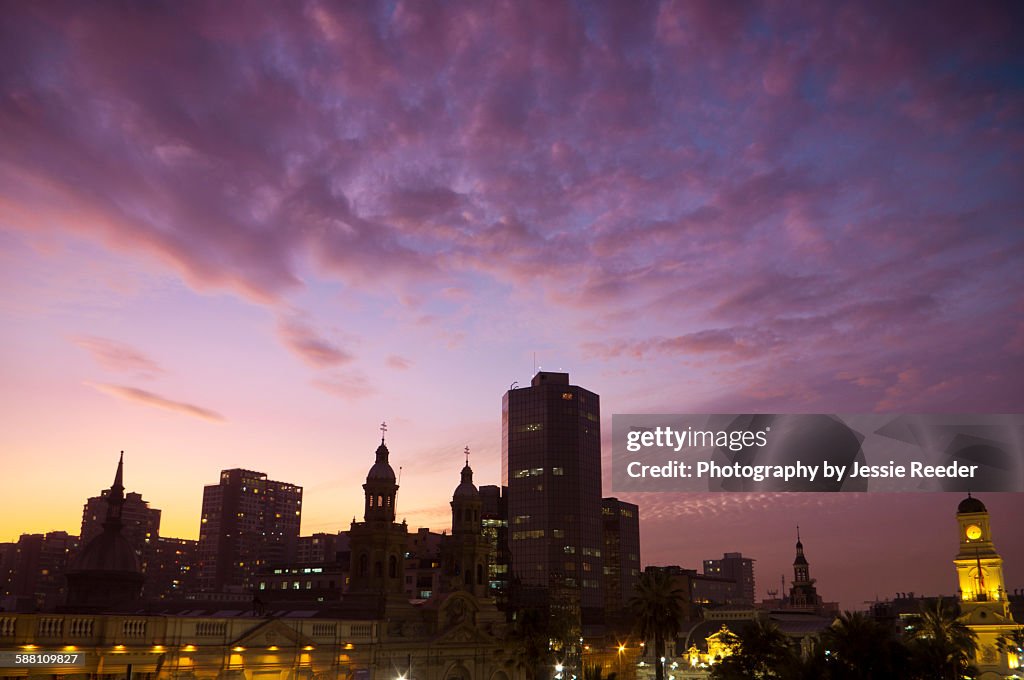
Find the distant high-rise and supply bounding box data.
[703,552,755,606]
[145,536,198,599]
[2,531,78,611]
[601,497,640,622]
[197,469,302,592]
[502,371,604,625]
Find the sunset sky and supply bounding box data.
[1,2,1022,611]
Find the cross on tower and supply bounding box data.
[464,446,470,466]
[380,420,388,443]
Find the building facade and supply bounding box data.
[196,469,302,593]
[0,532,78,612]
[702,553,755,606]
[502,371,604,625]
[601,497,640,624]
[479,485,509,609]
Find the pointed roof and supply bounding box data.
[793,526,808,566]
[71,452,139,574]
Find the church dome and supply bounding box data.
[367,442,396,482]
[957,495,986,514]
[71,529,140,573]
[453,463,479,499]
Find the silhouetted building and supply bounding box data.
[480,484,510,607]
[703,552,755,606]
[257,561,347,604]
[296,532,345,563]
[787,527,820,611]
[197,468,302,592]
[601,497,640,623]
[65,453,144,611]
[341,430,409,618]
[405,528,443,601]
[441,450,490,599]
[81,490,160,573]
[144,536,197,600]
[1,531,78,611]
[503,371,604,626]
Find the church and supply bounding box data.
[0,438,523,680]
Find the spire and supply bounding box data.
[465,445,470,467]
[793,525,808,566]
[104,451,126,530]
[380,420,388,445]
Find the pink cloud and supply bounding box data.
[312,372,376,401]
[73,335,163,377]
[387,355,412,370]
[88,382,225,422]
[277,317,354,368]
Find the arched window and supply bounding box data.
[359,554,368,576]
[389,555,397,578]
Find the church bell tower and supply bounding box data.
[953,494,1018,674]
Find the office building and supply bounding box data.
[502,371,604,625]
[197,469,302,592]
[703,552,755,606]
[145,536,198,599]
[601,497,640,623]
[480,484,510,608]
[295,532,345,564]
[1,531,78,611]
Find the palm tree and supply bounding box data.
[904,599,978,680]
[819,610,904,679]
[505,607,553,680]
[996,626,1024,668]
[628,569,686,680]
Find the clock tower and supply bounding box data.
[952,494,1018,676]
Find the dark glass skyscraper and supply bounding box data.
[502,371,604,624]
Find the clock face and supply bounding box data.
[966,524,982,540]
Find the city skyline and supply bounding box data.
[2,1,1023,616]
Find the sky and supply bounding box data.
[1,1,1022,612]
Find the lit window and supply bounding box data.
[562,392,573,400]
[552,467,564,476]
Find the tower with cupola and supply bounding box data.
[953,494,1018,675]
[343,424,409,617]
[787,526,822,611]
[442,448,491,598]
